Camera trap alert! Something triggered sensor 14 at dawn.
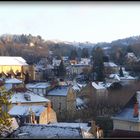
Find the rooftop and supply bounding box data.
[112,91,140,122]
[9,105,46,116]
[104,62,118,67]
[9,123,93,139]
[92,82,106,90]
[26,82,51,89]
[0,56,28,66]
[47,86,70,97]
[9,90,50,104]
[5,78,23,84]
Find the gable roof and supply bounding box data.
[9,90,50,104]
[92,82,106,90]
[111,91,140,122]
[47,86,70,97]
[9,105,46,116]
[104,62,118,67]
[0,56,28,66]
[9,123,94,139]
[26,82,50,89]
[5,78,23,84]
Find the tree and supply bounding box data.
[0,82,13,137]
[58,59,66,78]
[119,67,124,77]
[81,48,89,58]
[92,47,105,81]
[69,49,78,60]
[103,55,109,62]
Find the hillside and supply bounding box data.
[0,34,140,64]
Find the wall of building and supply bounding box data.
[46,96,67,116]
[66,88,76,118]
[113,119,140,131]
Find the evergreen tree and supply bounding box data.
[69,49,78,60]
[93,47,105,81]
[0,82,13,137]
[119,67,124,77]
[58,59,66,78]
[81,48,89,58]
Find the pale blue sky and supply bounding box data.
[0,2,140,43]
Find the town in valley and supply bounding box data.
[0,2,140,139]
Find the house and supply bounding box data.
[46,85,76,120]
[111,91,140,132]
[9,122,95,139]
[125,52,138,63]
[8,87,57,125]
[8,104,57,125]
[104,62,119,76]
[0,56,35,81]
[107,71,137,85]
[80,58,91,65]
[26,82,51,96]
[9,87,50,107]
[52,59,61,76]
[70,64,91,75]
[81,82,108,100]
[3,78,23,91]
[70,59,78,65]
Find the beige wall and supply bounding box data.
[39,108,57,124]
[113,119,140,131]
[0,65,35,81]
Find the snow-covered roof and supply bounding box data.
[112,108,140,122]
[76,97,88,110]
[47,86,69,97]
[120,75,136,80]
[52,59,61,66]
[46,64,54,69]
[73,84,81,92]
[9,105,46,116]
[26,82,50,89]
[2,78,23,91]
[98,82,112,88]
[109,73,136,81]
[71,64,90,67]
[9,90,50,104]
[92,82,106,90]
[48,122,91,132]
[0,56,28,66]
[126,52,137,58]
[112,91,140,122]
[35,65,46,71]
[104,62,118,67]
[10,123,94,139]
[77,83,87,88]
[109,74,120,81]
[5,78,23,84]
[80,58,90,65]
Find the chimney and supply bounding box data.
[89,120,96,136]
[47,102,51,123]
[133,102,139,118]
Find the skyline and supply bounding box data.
[0,2,140,43]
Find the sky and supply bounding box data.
[0,2,140,43]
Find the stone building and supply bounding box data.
[46,85,76,120]
[8,87,57,125]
